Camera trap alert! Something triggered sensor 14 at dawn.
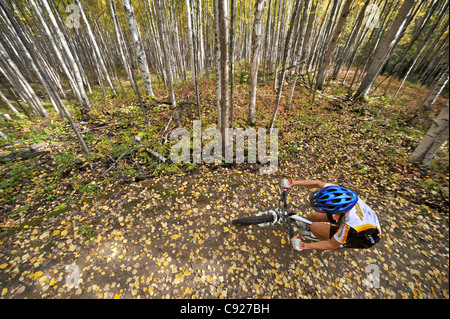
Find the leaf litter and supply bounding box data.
[0,79,448,299]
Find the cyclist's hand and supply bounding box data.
[280,178,293,190]
[292,236,305,251]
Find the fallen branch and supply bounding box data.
[99,148,131,177]
[0,143,49,163]
[0,150,49,163]
[142,146,167,163]
[0,119,157,149]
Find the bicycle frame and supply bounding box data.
[274,188,312,238]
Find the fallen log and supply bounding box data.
[0,150,49,163]
[0,143,49,163]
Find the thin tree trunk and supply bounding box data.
[409,103,449,166]
[0,89,22,118]
[248,0,266,125]
[110,0,136,95]
[213,0,222,130]
[315,0,353,90]
[0,0,90,156]
[123,0,154,97]
[354,0,417,100]
[0,41,48,117]
[31,0,91,120]
[218,0,229,143]
[229,0,236,128]
[154,0,179,124]
[185,0,201,119]
[408,68,449,125]
[270,0,301,130]
[77,0,117,97]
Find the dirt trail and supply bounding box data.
[0,164,448,299]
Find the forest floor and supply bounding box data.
[0,74,448,299]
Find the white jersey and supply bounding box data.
[325,184,382,246]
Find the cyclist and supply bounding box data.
[279,179,381,251]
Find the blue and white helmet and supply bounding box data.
[309,185,358,214]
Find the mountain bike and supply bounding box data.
[231,188,318,243]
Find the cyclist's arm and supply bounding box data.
[303,237,341,250]
[292,180,327,189]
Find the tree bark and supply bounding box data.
[185,0,201,119]
[123,0,154,97]
[354,0,417,100]
[0,41,48,118]
[315,0,353,90]
[409,103,449,166]
[248,0,266,125]
[0,0,90,156]
[229,0,236,128]
[154,0,179,124]
[218,0,229,142]
[213,0,221,129]
[77,0,117,97]
[110,0,136,95]
[39,0,90,118]
[270,0,301,129]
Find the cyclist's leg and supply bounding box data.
[304,212,329,223]
[310,222,332,241]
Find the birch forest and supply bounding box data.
[0,0,449,300]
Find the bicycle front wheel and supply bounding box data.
[232,214,274,225]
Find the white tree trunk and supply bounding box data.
[248,0,266,125]
[315,0,353,90]
[39,0,90,111]
[110,0,135,94]
[409,103,449,166]
[123,0,154,97]
[218,0,229,137]
[0,89,22,117]
[419,69,449,110]
[0,130,7,140]
[77,0,117,97]
[154,0,178,123]
[213,0,222,129]
[354,0,417,100]
[0,42,48,117]
[0,0,90,155]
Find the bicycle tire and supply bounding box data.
[232,214,274,225]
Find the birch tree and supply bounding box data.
[0,41,48,118]
[213,0,222,129]
[123,0,154,97]
[30,0,91,120]
[110,0,136,95]
[409,103,449,166]
[408,68,449,125]
[0,89,23,118]
[248,0,266,125]
[154,0,179,124]
[218,0,229,140]
[0,0,90,155]
[76,0,117,97]
[270,0,301,129]
[315,0,353,90]
[185,0,201,118]
[354,0,417,100]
